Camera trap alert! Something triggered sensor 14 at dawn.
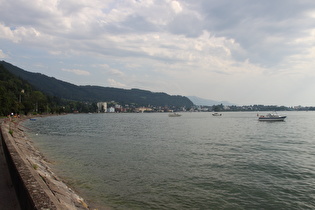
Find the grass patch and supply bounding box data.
[32,164,38,170]
[9,129,13,136]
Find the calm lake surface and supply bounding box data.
[24,112,315,209]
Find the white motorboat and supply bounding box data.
[258,113,286,121]
[212,112,222,116]
[169,112,181,117]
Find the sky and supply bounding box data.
[1,0,315,106]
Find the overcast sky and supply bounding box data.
[1,0,315,106]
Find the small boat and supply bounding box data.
[258,113,286,121]
[169,112,181,117]
[212,112,222,116]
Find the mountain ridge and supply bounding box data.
[0,61,193,107]
[187,96,234,106]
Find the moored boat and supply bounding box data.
[169,112,181,117]
[258,113,286,121]
[212,112,222,116]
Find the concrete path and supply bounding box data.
[0,125,21,210]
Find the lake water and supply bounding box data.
[23,112,315,209]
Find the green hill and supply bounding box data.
[0,63,100,115]
[0,61,193,108]
[0,64,48,115]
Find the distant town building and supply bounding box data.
[97,102,107,112]
[135,107,153,113]
[107,107,115,113]
[223,106,230,110]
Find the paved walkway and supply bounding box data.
[0,122,21,210]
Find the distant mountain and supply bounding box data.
[188,96,234,106]
[1,61,193,107]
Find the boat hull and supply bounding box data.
[212,113,222,116]
[258,116,286,121]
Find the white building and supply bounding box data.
[107,107,115,113]
[97,102,107,113]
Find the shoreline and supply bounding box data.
[1,115,90,209]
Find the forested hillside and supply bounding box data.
[0,64,97,116]
[1,61,193,108]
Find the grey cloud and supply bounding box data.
[167,13,203,37]
[57,1,89,15]
[189,0,315,66]
[0,1,50,27]
[105,14,159,34]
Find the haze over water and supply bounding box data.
[24,112,315,209]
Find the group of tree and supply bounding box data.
[0,64,97,116]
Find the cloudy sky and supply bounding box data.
[1,0,315,106]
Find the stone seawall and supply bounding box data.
[0,118,89,210]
